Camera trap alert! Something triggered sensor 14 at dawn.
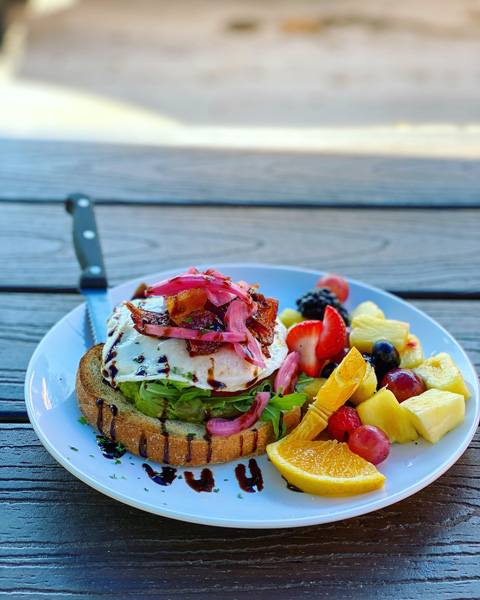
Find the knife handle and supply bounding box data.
[66,193,108,289]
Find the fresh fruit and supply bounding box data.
[287,348,366,441]
[315,274,349,303]
[372,340,401,381]
[286,320,323,377]
[296,288,350,325]
[348,425,390,465]
[350,315,409,354]
[399,334,424,369]
[315,306,347,360]
[267,439,386,496]
[321,362,338,379]
[327,406,362,442]
[349,361,378,406]
[356,388,418,443]
[331,348,350,364]
[301,377,327,403]
[278,308,303,329]
[350,301,385,320]
[381,368,426,403]
[402,389,465,444]
[413,353,470,399]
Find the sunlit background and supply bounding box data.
[1,0,480,155]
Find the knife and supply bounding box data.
[66,193,111,345]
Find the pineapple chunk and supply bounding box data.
[350,301,385,320]
[350,315,409,353]
[357,388,418,443]
[400,334,424,369]
[402,389,465,444]
[413,353,470,399]
[279,308,303,329]
[301,377,327,403]
[349,362,378,406]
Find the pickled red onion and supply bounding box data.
[143,324,245,343]
[146,272,253,306]
[224,300,266,369]
[206,392,270,436]
[274,351,300,395]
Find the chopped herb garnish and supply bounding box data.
[172,367,178,374]
[184,317,193,324]
[110,474,117,480]
[178,475,183,480]
[213,488,219,493]
[69,446,78,451]
[121,476,127,480]
[144,488,149,492]
[187,433,196,437]
[224,478,229,481]
[135,341,140,344]
[237,493,243,499]
[89,454,95,458]
[186,371,194,381]
[114,459,121,465]
[133,356,144,363]
[77,416,87,425]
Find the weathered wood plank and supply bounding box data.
[1,294,478,418]
[0,424,479,599]
[1,139,480,206]
[1,203,480,291]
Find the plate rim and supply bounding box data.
[24,263,480,528]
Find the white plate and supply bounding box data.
[25,265,480,528]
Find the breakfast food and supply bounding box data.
[76,268,312,466]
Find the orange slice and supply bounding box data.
[288,347,367,441]
[267,439,386,496]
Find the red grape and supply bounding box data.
[348,425,390,465]
[381,368,426,403]
[315,273,349,303]
[327,406,362,443]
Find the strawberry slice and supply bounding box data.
[286,320,323,377]
[315,305,347,360]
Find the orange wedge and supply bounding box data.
[287,347,367,441]
[267,439,386,496]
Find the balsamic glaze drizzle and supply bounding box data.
[235,458,264,493]
[282,476,304,493]
[108,404,117,440]
[143,463,177,486]
[96,435,126,459]
[204,434,212,464]
[159,418,170,464]
[139,434,148,458]
[186,434,195,463]
[184,469,215,493]
[96,398,104,434]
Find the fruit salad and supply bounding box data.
[267,274,471,496]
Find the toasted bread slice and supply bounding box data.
[76,345,303,466]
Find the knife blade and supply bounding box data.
[66,193,111,345]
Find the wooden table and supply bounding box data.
[1,139,479,599]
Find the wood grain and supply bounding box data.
[1,139,480,206]
[1,294,478,419]
[1,203,480,292]
[0,423,479,599]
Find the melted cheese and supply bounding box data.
[102,297,288,392]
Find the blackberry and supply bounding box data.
[296,288,350,325]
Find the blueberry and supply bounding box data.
[372,340,401,383]
[362,353,375,368]
[321,362,338,379]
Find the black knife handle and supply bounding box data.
[66,193,108,289]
